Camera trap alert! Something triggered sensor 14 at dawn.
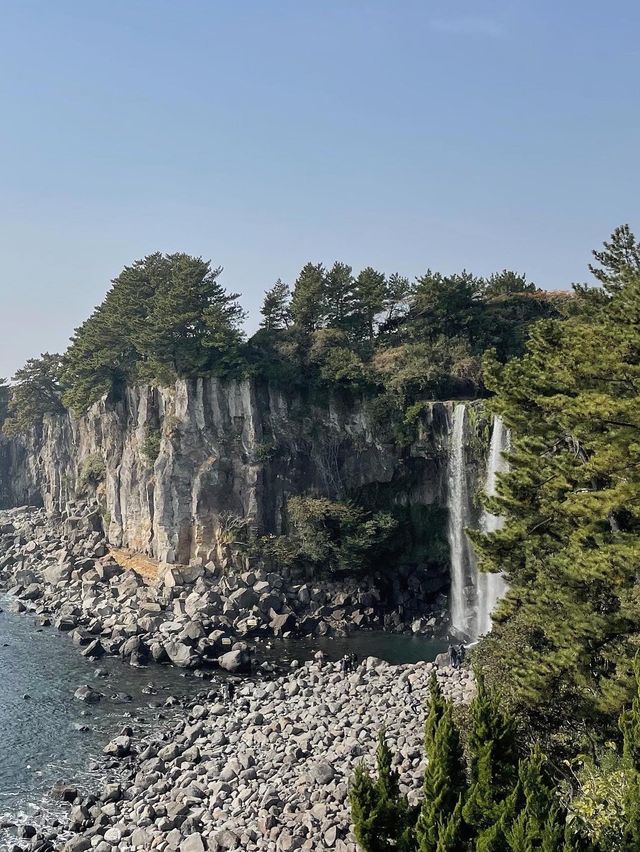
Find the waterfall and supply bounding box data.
[476,415,509,636]
[447,403,476,638]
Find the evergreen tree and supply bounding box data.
[472,229,640,740]
[463,672,518,834]
[355,267,387,341]
[290,262,326,331]
[350,730,412,851]
[589,223,640,291]
[540,809,568,852]
[433,797,465,852]
[260,279,291,330]
[415,678,466,851]
[620,655,640,770]
[0,378,8,428]
[382,273,414,327]
[139,253,244,379]
[63,253,244,410]
[411,270,481,342]
[350,762,384,852]
[502,746,562,850]
[3,353,65,436]
[482,270,537,298]
[323,261,358,334]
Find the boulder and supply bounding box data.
[73,684,101,703]
[164,639,197,668]
[217,649,251,673]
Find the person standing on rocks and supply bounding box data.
[405,676,418,713]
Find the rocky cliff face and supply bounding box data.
[0,379,488,576]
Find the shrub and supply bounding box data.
[257,496,398,576]
[78,453,106,489]
[254,440,278,463]
[142,427,162,463]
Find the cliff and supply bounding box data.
[0,378,489,584]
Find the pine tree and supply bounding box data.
[472,229,640,740]
[3,353,65,436]
[323,261,358,334]
[620,656,640,770]
[290,262,326,331]
[500,746,562,850]
[140,253,244,379]
[355,267,387,341]
[382,273,414,327]
[433,797,465,852]
[411,270,481,342]
[350,762,383,851]
[415,679,466,851]
[424,673,446,745]
[589,224,640,290]
[63,259,150,413]
[260,279,291,330]
[540,808,567,852]
[482,270,537,298]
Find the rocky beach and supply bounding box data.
[5,651,473,852]
[0,504,470,851]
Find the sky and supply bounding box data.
[0,0,638,378]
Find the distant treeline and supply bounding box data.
[1,253,568,435]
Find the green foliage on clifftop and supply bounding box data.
[2,353,65,437]
[62,253,246,414]
[3,248,567,434]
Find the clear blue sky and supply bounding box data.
[1,0,638,378]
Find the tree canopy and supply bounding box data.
[61,253,245,413]
[472,225,640,753]
[3,246,566,431]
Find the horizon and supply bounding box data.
[1,0,639,377]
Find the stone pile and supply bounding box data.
[19,657,474,852]
[0,504,447,674]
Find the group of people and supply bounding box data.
[339,652,359,675]
[448,643,466,669]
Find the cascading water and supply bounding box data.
[476,415,510,636]
[447,403,476,638]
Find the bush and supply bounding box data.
[142,427,162,463]
[568,749,630,848]
[254,440,278,463]
[78,453,106,489]
[257,496,398,576]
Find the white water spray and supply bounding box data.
[447,403,476,638]
[476,415,509,636]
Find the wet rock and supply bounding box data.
[103,736,131,758]
[217,649,251,673]
[73,685,101,703]
[50,782,78,802]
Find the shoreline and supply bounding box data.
[0,504,468,851]
[7,655,473,852]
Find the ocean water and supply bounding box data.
[0,600,208,845]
